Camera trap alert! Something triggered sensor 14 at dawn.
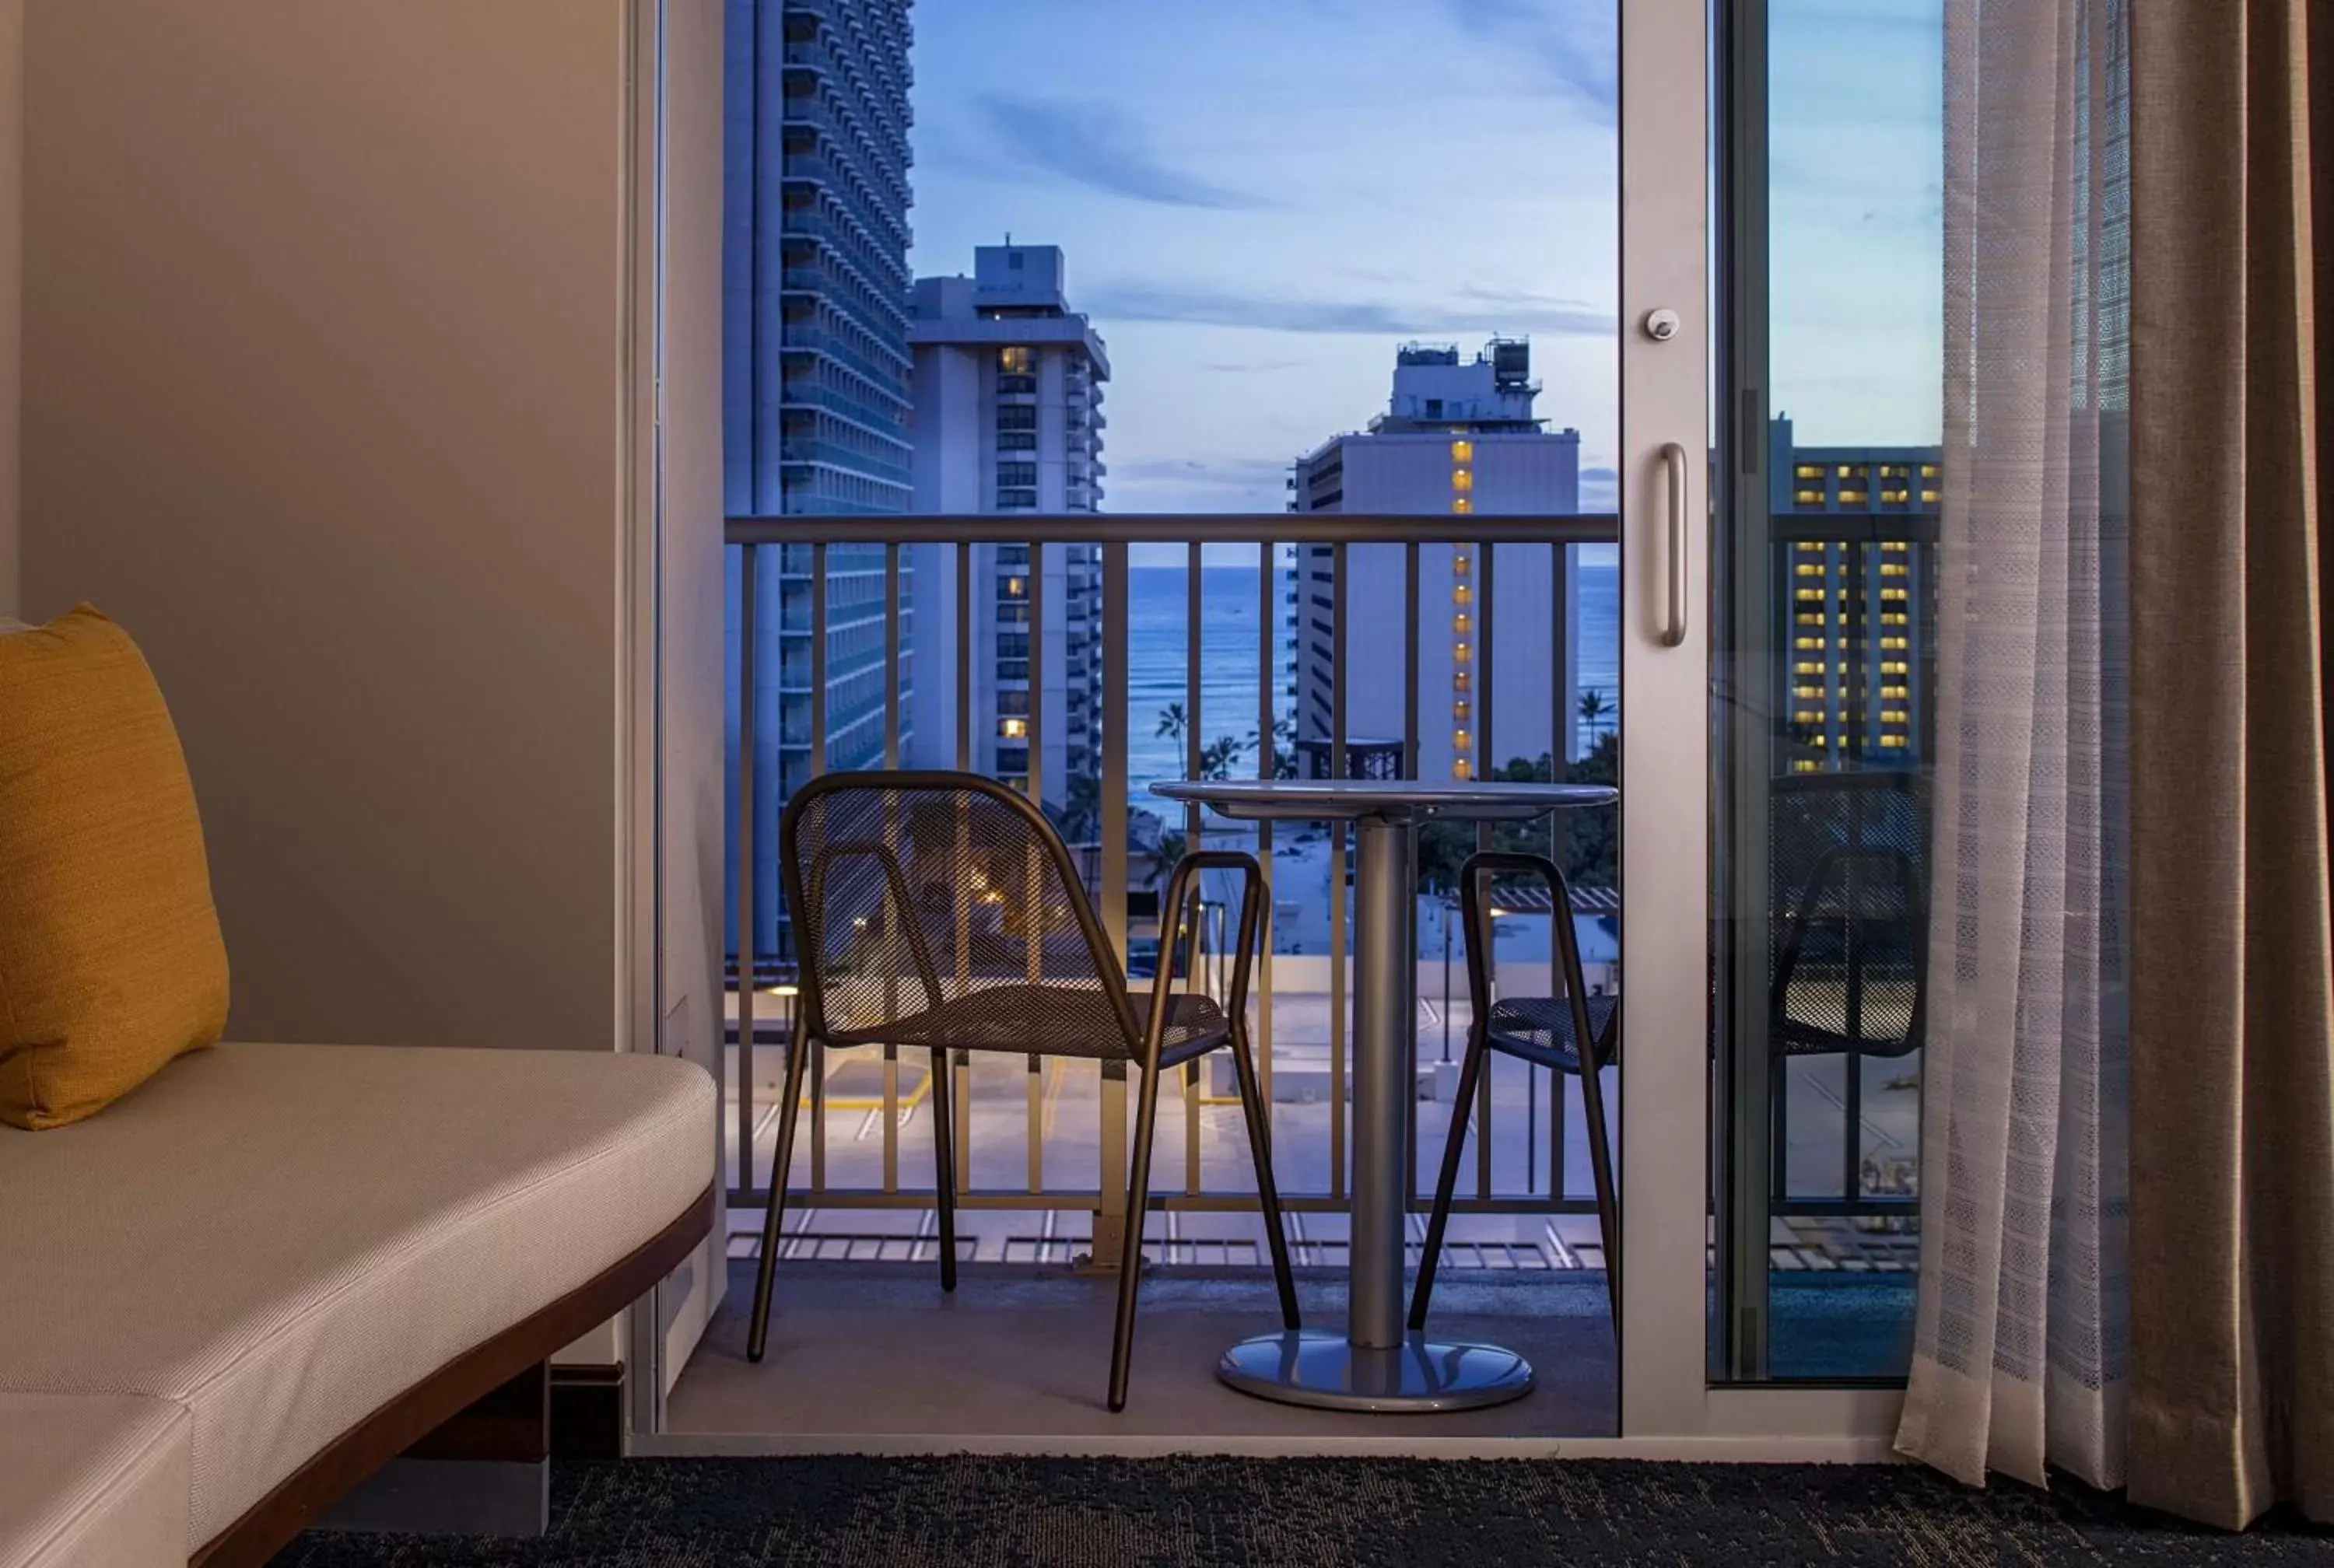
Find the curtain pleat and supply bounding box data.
[2126,0,2334,1531]
[1894,0,2130,1495]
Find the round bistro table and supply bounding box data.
[1151,777,1619,1413]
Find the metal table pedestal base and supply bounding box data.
[1217,1329,1534,1413]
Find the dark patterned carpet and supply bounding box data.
[266,1457,2334,1566]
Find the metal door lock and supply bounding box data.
[1642,308,1681,342]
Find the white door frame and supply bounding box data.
[640,0,1909,1458]
[1615,0,1903,1454]
[623,0,675,1441]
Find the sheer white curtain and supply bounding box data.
[1894,0,2129,1492]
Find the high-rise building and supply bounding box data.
[724,0,916,954]
[907,244,1107,812]
[1289,339,1582,782]
[1766,417,1940,771]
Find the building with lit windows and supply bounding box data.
[724,0,916,955]
[1768,416,1940,772]
[907,245,1107,811]
[1289,340,1582,782]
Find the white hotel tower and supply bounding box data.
[907,245,1106,810]
[1290,339,1582,782]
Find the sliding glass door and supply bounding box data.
[1613,0,1928,1442]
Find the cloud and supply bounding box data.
[1580,465,1618,485]
[1200,359,1308,373]
[1445,0,1617,115]
[1452,284,1615,335]
[1085,281,1614,339]
[1113,457,1294,488]
[976,96,1273,210]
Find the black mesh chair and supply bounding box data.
[1411,850,1621,1329]
[1768,772,1929,1062]
[742,771,1298,1412]
[1765,772,1929,1209]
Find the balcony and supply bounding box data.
[778,208,910,295]
[779,90,911,208]
[781,152,912,253]
[776,438,912,488]
[700,512,1922,1446]
[776,271,912,359]
[777,380,909,439]
[776,328,911,402]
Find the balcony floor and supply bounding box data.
[668,1260,1617,1452]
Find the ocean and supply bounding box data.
[1126,560,1620,817]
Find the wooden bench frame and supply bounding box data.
[191,1185,714,1567]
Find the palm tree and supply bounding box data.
[1578,687,1614,741]
[1058,772,1102,845]
[1244,715,1301,779]
[1155,702,1187,747]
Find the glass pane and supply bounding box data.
[1710,0,1943,1381]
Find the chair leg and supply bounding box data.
[1409,1027,1489,1332]
[1575,1034,1621,1325]
[1227,1027,1299,1332]
[931,1048,958,1293]
[746,1025,815,1363]
[1107,1055,1167,1412]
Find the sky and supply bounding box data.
[903,0,1944,541]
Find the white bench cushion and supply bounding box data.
[0,1044,713,1552]
[0,1393,189,1568]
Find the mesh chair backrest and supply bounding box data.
[1769,772,1930,1054]
[780,772,1137,1052]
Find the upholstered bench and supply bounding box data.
[0,1394,189,1568]
[0,1043,713,1568]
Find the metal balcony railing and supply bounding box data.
[777,270,912,354]
[776,439,913,488]
[777,381,909,439]
[776,330,910,404]
[725,513,1927,1258]
[727,513,1627,1265]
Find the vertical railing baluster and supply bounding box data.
[1475,541,1495,1201]
[1330,541,1348,1200]
[1404,541,1421,1202]
[738,544,758,1207]
[956,542,972,772]
[1844,812,1867,1206]
[1551,541,1570,1204]
[1029,541,1046,807]
[1843,1059,1863,1203]
[1099,541,1130,1266]
[1028,543,1046,1195]
[885,543,902,765]
[1184,543,1203,1195]
[1256,543,1276,1109]
[883,544,901,1194]
[1773,1064,1791,1213]
[810,542,829,1197]
[954,542,972,1195]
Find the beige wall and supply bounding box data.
[21,1,636,1052]
[1,0,22,618]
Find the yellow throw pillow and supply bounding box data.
[0,606,230,1129]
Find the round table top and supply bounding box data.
[1150,777,1619,823]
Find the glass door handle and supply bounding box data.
[1659,441,1689,647]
